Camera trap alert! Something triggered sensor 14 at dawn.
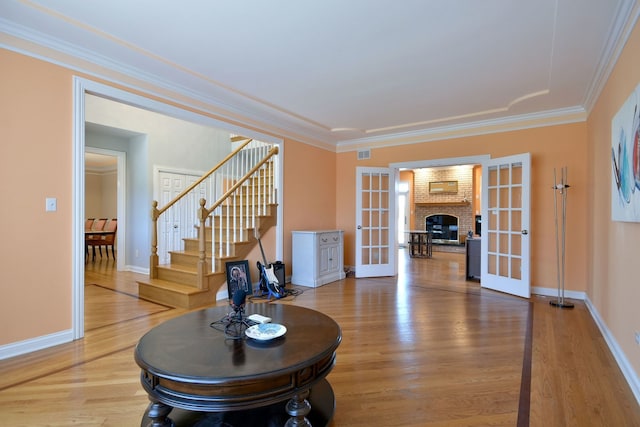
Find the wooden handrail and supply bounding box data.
[150,139,277,280]
[156,138,253,216]
[204,145,279,217]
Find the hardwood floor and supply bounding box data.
[0,250,638,426]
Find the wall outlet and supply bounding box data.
[635,332,640,345]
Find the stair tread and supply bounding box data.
[157,263,229,273]
[138,278,206,295]
[157,263,199,273]
[168,250,213,257]
[181,238,254,245]
[169,249,245,259]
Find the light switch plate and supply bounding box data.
[45,197,57,212]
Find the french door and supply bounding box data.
[480,153,531,298]
[355,167,396,277]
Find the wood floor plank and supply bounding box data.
[0,251,637,426]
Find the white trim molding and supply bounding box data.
[531,286,586,300]
[584,295,640,405]
[0,330,73,361]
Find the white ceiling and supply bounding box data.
[1,1,638,150]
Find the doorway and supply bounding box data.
[84,147,126,271]
[73,77,285,340]
[390,155,490,276]
[397,181,409,247]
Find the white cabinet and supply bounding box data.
[292,230,346,287]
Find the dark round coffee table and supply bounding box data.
[135,303,341,426]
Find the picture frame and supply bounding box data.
[225,260,252,300]
[429,180,458,193]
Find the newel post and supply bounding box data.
[197,198,208,290]
[150,200,159,279]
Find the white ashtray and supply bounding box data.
[245,323,287,341]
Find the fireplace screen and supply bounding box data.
[425,214,459,243]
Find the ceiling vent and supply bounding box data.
[357,149,371,160]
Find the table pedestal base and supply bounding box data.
[141,379,334,427]
[285,389,311,427]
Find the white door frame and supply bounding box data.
[72,77,284,340]
[390,155,491,272]
[85,146,126,271]
[397,180,410,247]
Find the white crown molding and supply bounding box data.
[0,18,336,148]
[583,0,640,113]
[85,166,117,174]
[390,155,491,170]
[336,107,587,153]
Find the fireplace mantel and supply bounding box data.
[415,202,470,207]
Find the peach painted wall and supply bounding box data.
[246,139,337,278]
[0,50,73,344]
[337,123,589,293]
[587,21,640,378]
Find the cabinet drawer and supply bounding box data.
[318,232,341,246]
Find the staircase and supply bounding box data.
[137,138,279,309]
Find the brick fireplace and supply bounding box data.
[413,166,475,244]
[416,204,473,243]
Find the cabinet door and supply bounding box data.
[326,245,340,274]
[319,245,331,276]
[319,244,341,276]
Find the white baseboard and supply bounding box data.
[0,329,73,360]
[532,286,586,300]
[584,295,640,405]
[126,265,149,275]
[216,288,228,301]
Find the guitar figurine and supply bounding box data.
[255,229,286,299]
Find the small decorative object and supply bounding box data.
[467,230,473,239]
[245,323,287,341]
[225,260,252,301]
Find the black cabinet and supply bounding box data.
[466,238,481,280]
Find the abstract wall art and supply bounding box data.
[611,82,640,222]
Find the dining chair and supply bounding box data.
[84,218,96,261]
[100,219,118,259]
[86,218,108,261]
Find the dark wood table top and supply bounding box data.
[134,303,341,412]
